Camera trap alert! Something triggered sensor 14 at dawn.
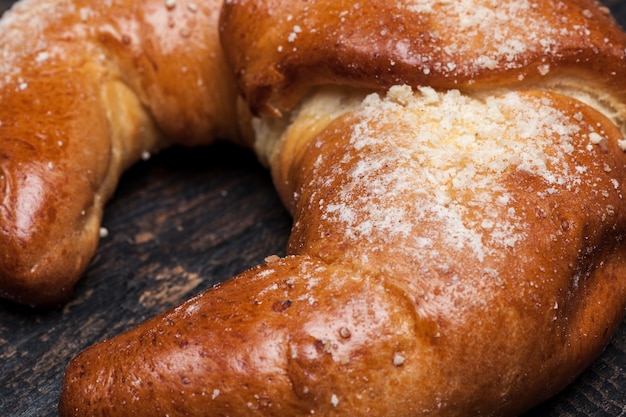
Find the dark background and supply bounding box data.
[0,1,625,416]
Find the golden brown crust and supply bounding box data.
[0,0,241,306]
[220,0,626,116]
[60,85,626,416]
[271,86,626,415]
[55,0,626,416]
[61,256,424,417]
[0,66,113,306]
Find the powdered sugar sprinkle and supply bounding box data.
[318,85,587,262]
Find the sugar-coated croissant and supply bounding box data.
[0,0,243,306]
[58,0,626,416]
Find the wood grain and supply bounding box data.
[0,1,625,416]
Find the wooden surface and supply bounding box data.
[1,1,625,416]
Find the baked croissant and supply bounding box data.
[0,0,244,306]
[59,0,626,416]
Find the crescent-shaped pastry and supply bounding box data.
[58,0,626,416]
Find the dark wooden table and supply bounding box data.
[1,1,625,416]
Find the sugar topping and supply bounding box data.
[398,0,570,73]
[0,0,84,89]
[315,85,590,263]
[0,0,182,93]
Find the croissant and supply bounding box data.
[56,0,626,416]
[0,0,245,306]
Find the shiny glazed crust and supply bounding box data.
[0,0,241,306]
[59,0,626,416]
[220,0,626,117]
[61,87,626,417]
